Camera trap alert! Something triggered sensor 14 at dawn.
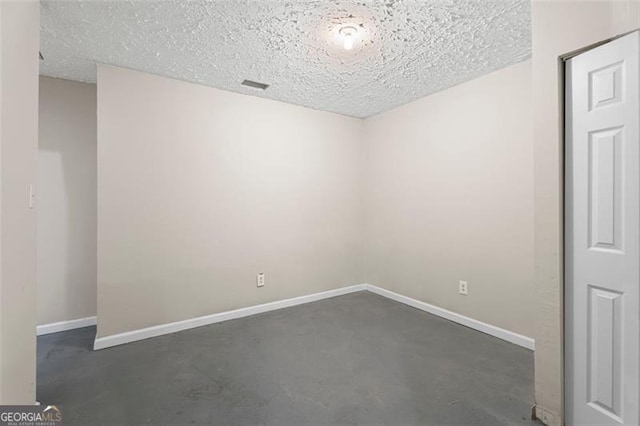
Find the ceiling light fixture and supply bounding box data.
[339,26,358,50]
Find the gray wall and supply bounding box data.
[96,65,366,338]
[364,60,534,338]
[0,1,39,404]
[38,76,97,326]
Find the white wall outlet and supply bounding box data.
[459,280,468,295]
[257,272,265,288]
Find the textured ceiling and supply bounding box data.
[40,0,531,118]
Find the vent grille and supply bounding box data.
[241,79,269,90]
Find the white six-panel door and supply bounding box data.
[566,31,640,425]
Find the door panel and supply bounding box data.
[588,126,623,252]
[566,31,640,426]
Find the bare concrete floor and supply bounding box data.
[37,291,536,425]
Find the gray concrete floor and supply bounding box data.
[37,292,536,425]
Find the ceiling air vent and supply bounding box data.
[241,79,269,90]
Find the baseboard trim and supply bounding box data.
[37,316,97,336]
[533,405,561,426]
[93,284,367,350]
[364,284,535,350]
[93,282,534,351]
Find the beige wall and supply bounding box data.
[0,0,39,404]
[96,65,365,338]
[38,76,97,326]
[96,61,535,342]
[363,60,534,338]
[532,1,640,425]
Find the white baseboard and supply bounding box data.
[37,316,97,336]
[93,282,534,351]
[93,284,367,350]
[364,284,535,350]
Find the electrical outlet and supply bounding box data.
[459,280,468,295]
[257,272,265,288]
